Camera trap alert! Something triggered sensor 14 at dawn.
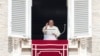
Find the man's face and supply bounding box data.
[49,20,54,26]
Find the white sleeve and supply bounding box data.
[42,26,47,34]
[55,27,61,37]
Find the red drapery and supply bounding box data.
[32,40,68,56]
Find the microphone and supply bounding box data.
[61,24,66,35]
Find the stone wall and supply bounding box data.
[0,0,9,56]
[92,0,100,56]
[0,0,100,56]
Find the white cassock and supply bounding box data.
[42,26,61,40]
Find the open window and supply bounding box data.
[8,0,32,38]
[32,0,67,40]
[68,0,92,39]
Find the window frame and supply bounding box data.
[68,0,92,39]
[8,0,32,38]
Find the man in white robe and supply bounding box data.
[42,19,61,40]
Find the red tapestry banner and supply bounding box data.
[32,40,68,56]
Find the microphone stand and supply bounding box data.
[60,24,66,35]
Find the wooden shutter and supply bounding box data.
[9,0,31,38]
[12,0,26,36]
[68,0,91,39]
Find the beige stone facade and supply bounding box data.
[0,0,9,56]
[0,0,100,56]
[92,0,100,56]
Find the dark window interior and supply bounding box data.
[32,0,67,40]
